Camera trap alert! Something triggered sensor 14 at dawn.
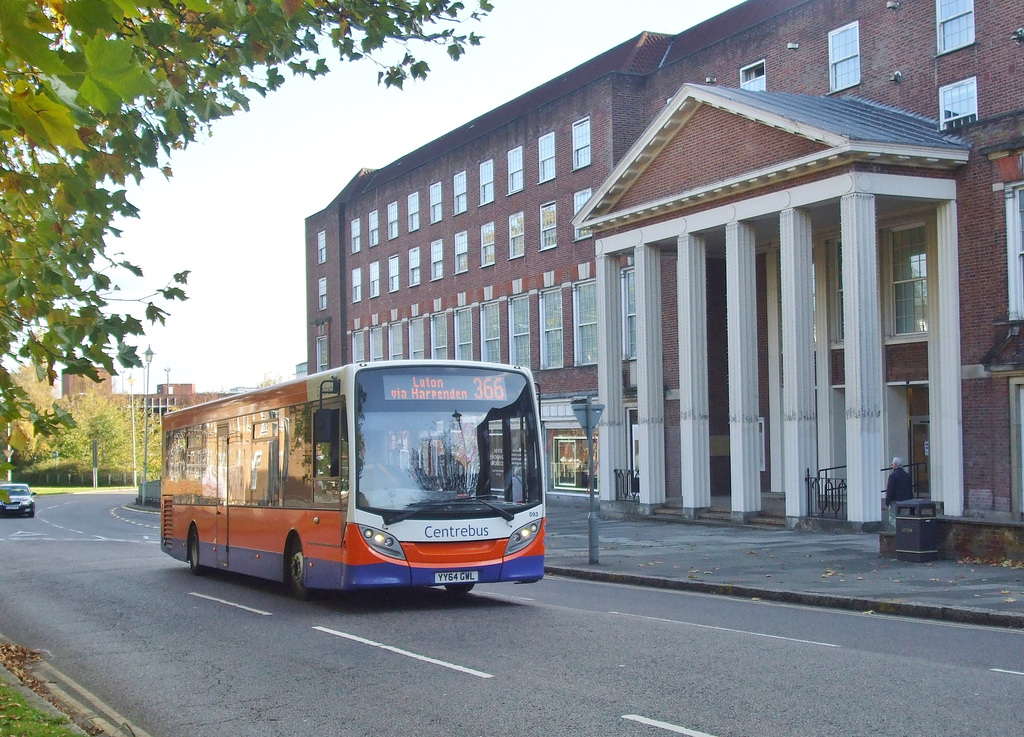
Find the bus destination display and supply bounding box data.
[383,374,507,402]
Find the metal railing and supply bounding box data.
[806,465,847,519]
[613,468,640,502]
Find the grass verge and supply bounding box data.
[0,645,86,736]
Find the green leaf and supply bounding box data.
[0,0,72,77]
[78,36,155,114]
[6,83,84,150]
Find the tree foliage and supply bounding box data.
[0,0,491,462]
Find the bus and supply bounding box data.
[160,360,545,598]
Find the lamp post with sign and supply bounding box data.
[572,396,604,564]
[141,346,153,505]
[4,424,12,482]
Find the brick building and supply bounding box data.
[306,0,1024,524]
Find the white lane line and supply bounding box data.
[991,668,1024,676]
[314,626,493,679]
[188,592,273,616]
[610,611,839,648]
[622,714,719,736]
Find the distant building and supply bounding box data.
[61,370,114,397]
[306,0,1024,525]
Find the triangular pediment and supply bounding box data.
[577,84,970,234]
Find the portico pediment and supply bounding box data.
[577,84,970,234]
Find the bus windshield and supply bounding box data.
[354,365,542,523]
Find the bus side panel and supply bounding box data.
[224,507,345,587]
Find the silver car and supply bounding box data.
[0,483,35,518]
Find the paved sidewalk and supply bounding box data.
[543,497,1024,628]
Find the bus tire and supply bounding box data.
[187,526,205,576]
[444,583,474,596]
[285,536,309,600]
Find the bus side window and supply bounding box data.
[340,399,349,493]
[313,408,339,478]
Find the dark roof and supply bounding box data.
[702,86,970,150]
[662,0,813,66]
[334,32,675,203]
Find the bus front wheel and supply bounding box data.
[285,537,309,600]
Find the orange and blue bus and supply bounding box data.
[160,360,545,597]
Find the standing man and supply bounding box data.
[884,456,914,528]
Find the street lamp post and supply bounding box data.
[128,375,138,488]
[141,346,154,505]
[572,396,604,565]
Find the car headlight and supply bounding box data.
[358,525,406,560]
[505,521,540,555]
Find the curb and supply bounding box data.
[545,565,1024,630]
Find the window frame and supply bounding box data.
[453,170,467,214]
[455,307,473,361]
[318,276,327,311]
[387,201,399,240]
[573,189,592,241]
[454,230,469,274]
[409,317,425,359]
[539,288,563,369]
[317,229,326,264]
[368,261,380,299]
[1007,181,1024,321]
[429,182,443,223]
[574,281,598,366]
[571,118,591,170]
[480,221,496,267]
[510,295,531,368]
[351,331,365,363]
[538,132,556,183]
[351,267,362,304]
[540,201,557,251]
[479,159,494,205]
[388,323,403,361]
[431,313,448,359]
[509,211,525,259]
[622,268,636,360]
[480,301,501,363]
[368,210,379,247]
[740,59,766,91]
[408,246,421,287]
[388,254,400,293]
[407,192,420,232]
[350,218,361,253]
[316,334,329,372]
[936,0,974,54]
[508,146,524,194]
[430,238,444,281]
[370,327,383,362]
[887,224,929,337]
[939,76,978,130]
[828,21,860,92]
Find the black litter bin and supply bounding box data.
[895,499,938,562]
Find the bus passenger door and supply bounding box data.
[217,424,229,567]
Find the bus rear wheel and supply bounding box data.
[444,583,475,596]
[285,538,309,600]
[187,527,205,576]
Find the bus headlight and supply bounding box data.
[505,521,540,555]
[359,525,406,560]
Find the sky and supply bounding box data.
[109,0,745,394]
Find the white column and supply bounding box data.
[596,252,627,502]
[635,242,666,507]
[677,234,711,514]
[928,200,965,515]
[840,193,884,524]
[765,247,783,495]
[726,221,761,519]
[780,208,818,519]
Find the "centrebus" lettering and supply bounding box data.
[424,524,491,539]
